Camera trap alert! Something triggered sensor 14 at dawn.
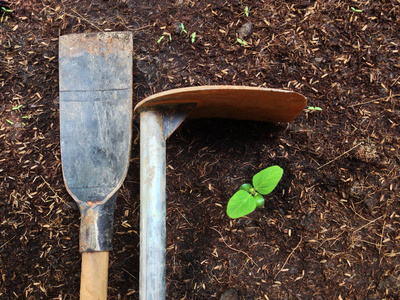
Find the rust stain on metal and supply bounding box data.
[59,32,132,57]
[86,200,103,207]
[79,206,100,252]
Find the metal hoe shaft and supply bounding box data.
[140,110,166,299]
[139,105,193,300]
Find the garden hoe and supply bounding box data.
[134,86,306,299]
[59,32,132,299]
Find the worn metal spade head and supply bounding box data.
[59,32,132,252]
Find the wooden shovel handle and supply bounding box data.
[80,252,109,300]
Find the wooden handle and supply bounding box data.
[80,252,109,300]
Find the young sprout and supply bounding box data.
[245,6,249,17]
[191,32,196,43]
[180,23,187,34]
[237,38,248,46]
[6,119,14,125]
[157,36,164,43]
[1,6,12,18]
[308,106,322,111]
[12,104,22,110]
[1,7,12,12]
[227,166,283,219]
[350,7,362,12]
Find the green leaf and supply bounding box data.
[227,190,256,219]
[12,104,22,110]
[157,36,164,43]
[191,32,196,43]
[315,107,322,111]
[245,6,249,17]
[252,166,283,195]
[6,119,14,125]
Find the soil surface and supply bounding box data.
[1,0,400,299]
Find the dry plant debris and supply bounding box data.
[0,0,399,299]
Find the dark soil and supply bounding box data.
[1,0,400,299]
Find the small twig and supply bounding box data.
[0,236,16,250]
[317,142,363,170]
[275,236,302,279]
[391,76,400,86]
[384,252,400,258]
[348,94,400,107]
[349,200,375,222]
[128,24,152,32]
[63,10,104,32]
[378,217,386,255]
[211,227,259,267]
[122,268,137,279]
[353,215,385,233]
[179,211,193,227]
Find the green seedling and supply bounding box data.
[157,34,171,43]
[307,106,322,111]
[350,7,362,12]
[1,7,12,12]
[1,6,12,19]
[180,23,187,34]
[157,36,165,43]
[191,32,196,43]
[237,38,248,46]
[245,6,249,17]
[22,115,30,119]
[227,166,283,219]
[6,119,14,125]
[12,104,22,110]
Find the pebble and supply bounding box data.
[220,288,239,300]
[364,197,378,211]
[173,22,184,34]
[237,22,252,39]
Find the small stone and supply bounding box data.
[237,22,252,39]
[173,22,184,34]
[220,288,239,300]
[364,197,378,211]
[315,57,323,63]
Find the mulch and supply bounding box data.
[1,0,399,299]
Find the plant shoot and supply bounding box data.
[227,166,283,219]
